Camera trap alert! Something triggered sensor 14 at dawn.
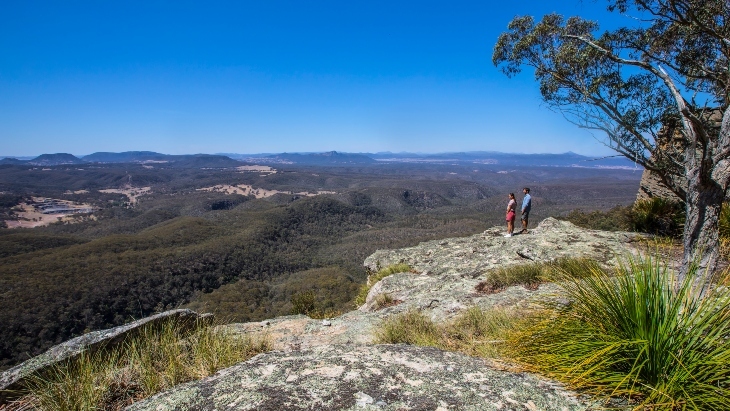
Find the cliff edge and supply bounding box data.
[2,218,644,410]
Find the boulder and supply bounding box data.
[125,344,589,411]
[0,309,211,403]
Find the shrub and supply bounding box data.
[630,198,685,237]
[562,198,687,238]
[290,290,317,316]
[562,205,633,231]
[508,255,730,409]
[353,263,413,307]
[22,319,270,411]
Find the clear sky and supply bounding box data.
[1,1,637,156]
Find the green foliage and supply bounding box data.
[0,233,88,258]
[561,205,633,232]
[374,307,519,358]
[0,196,385,368]
[23,319,270,411]
[630,198,685,237]
[508,255,730,409]
[562,199,686,238]
[290,291,317,316]
[353,263,412,307]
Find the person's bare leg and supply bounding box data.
[521,217,528,233]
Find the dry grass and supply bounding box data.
[16,320,270,411]
[475,257,602,294]
[353,263,414,307]
[372,293,401,310]
[374,307,522,359]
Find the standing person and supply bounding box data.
[520,187,531,234]
[505,193,516,237]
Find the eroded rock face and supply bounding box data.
[359,218,640,315]
[125,344,589,411]
[0,309,210,403]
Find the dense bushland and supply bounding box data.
[0,196,386,368]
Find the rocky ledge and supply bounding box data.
[225,218,641,354]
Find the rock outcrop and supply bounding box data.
[637,109,725,202]
[225,218,641,353]
[127,344,587,411]
[0,309,211,403]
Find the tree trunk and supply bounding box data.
[680,176,724,279]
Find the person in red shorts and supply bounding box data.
[505,192,516,237]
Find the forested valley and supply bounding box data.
[0,161,640,368]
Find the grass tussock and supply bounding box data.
[507,255,730,410]
[21,320,271,411]
[374,307,521,359]
[476,257,602,294]
[372,293,400,310]
[354,263,413,307]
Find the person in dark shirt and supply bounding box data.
[520,187,531,234]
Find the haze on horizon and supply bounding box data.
[1,1,638,157]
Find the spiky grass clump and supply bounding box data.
[508,256,730,409]
[354,263,413,307]
[23,320,271,411]
[374,307,519,359]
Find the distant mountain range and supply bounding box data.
[0,152,243,167]
[365,151,638,168]
[232,150,638,168]
[0,150,640,169]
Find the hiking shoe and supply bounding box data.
[504,233,512,237]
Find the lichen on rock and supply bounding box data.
[126,344,589,411]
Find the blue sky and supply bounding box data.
[1,1,637,156]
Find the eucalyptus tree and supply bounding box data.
[493,0,729,277]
